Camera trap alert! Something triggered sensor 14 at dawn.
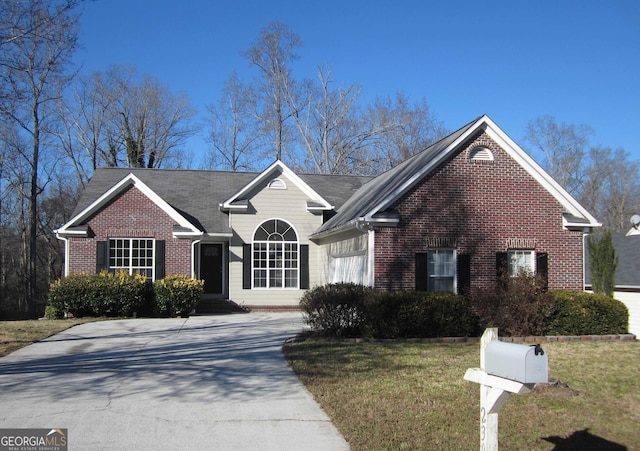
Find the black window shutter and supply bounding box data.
[536,252,549,291]
[243,244,251,289]
[96,241,108,273]
[415,253,428,291]
[496,252,508,286]
[457,254,471,295]
[155,240,166,280]
[496,252,508,277]
[300,244,309,289]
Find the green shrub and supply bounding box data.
[48,272,150,317]
[300,284,477,339]
[44,304,63,320]
[546,290,629,335]
[300,283,373,337]
[364,291,477,338]
[153,275,204,317]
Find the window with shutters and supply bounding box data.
[108,238,155,279]
[252,219,298,288]
[427,249,456,292]
[507,250,535,276]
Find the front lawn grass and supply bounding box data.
[0,319,95,357]
[284,339,640,450]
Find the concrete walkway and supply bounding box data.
[0,313,349,450]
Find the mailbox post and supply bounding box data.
[464,328,548,450]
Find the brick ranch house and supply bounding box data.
[55,115,600,311]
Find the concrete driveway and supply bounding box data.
[0,313,349,450]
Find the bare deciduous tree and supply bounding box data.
[525,115,640,232]
[244,21,301,161]
[581,147,640,231]
[525,115,593,195]
[205,72,265,171]
[0,0,80,313]
[286,67,372,174]
[59,65,197,172]
[364,92,448,173]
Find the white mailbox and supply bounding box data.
[484,341,548,384]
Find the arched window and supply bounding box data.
[252,219,298,288]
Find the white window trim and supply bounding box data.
[108,238,156,280]
[427,248,457,293]
[251,219,299,289]
[507,249,536,276]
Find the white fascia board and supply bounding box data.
[366,116,486,217]
[482,118,601,228]
[220,160,333,210]
[173,231,205,239]
[306,203,335,213]
[360,215,400,226]
[54,228,89,237]
[219,202,248,212]
[201,232,234,241]
[58,173,200,234]
[309,219,359,242]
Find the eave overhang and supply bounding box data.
[310,212,399,242]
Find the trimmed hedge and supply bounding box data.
[48,271,150,318]
[48,273,204,318]
[154,275,204,317]
[363,291,478,338]
[300,283,477,338]
[301,282,629,339]
[546,290,629,335]
[300,283,372,337]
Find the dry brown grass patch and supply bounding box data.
[284,339,640,450]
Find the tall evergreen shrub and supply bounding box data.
[588,229,618,297]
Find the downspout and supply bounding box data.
[367,228,375,288]
[582,232,589,292]
[356,218,376,288]
[55,232,69,277]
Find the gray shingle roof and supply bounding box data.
[311,116,481,236]
[71,167,372,234]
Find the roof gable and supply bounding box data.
[312,115,600,238]
[220,160,334,212]
[56,173,201,237]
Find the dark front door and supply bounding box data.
[201,244,223,294]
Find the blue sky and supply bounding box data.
[74,0,640,165]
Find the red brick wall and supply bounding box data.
[67,185,192,277]
[374,131,585,292]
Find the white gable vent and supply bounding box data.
[469,146,494,162]
[268,178,287,189]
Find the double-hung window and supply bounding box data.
[507,250,535,276]
[109,238,155,279]
[427,249,456,293]
[252,219,299,288]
